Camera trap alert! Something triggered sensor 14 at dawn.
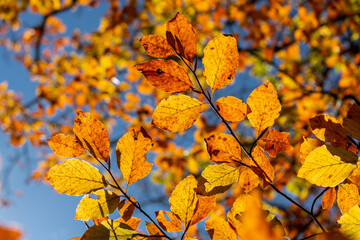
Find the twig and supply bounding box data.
[311,187,330,215]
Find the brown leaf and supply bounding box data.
[140,35,174,58]
[135,59,193,93]
[261,129,293,157]
[343,104,360,140]
[118,197,137,221]
[166,13,196,62]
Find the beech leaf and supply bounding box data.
[140,35,174,58]
[261,129,292,157]
[81,220,136,240]
[201,164,240,193]
[322,187,336,211]
[205,133,242,164]
[338,205,360,240]
[337,183,360,214]
[155,210,182,232]
[48,133,86,158]
[215,96,250,122]
[205,217,237,240]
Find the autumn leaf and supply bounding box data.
[343,104,360,140]
[298,145,358,187]
[169,175,198,226]
[205,133,242,164]
[116,217,141,231]
[48,133,86,158]
[81,220,136,240]
[140,35,174,58]
[239,168,260,193]
[310,115,348,147]
[134,59,193,93]
[166,12,196,62]
[155,210,182,232]
[205,217,237,240]
[116,128,153,186]
[247,82,281,136]
[73,111,110,162]
[201,164,240,193]
[75,190,120,221]
[118,197,136,222]
[0,225,22,240]
[300,137,324,164]
[152,95,204,132]
[191,195,216,225]
[261,129,292,157]
[203,34,239,92]
[215,96,250,122]
[337,183,360,214]
[146,222,165,240]
[322,187,336,211]
[338,205,360,240]
[251,145,275,185]
[45,159,108,196]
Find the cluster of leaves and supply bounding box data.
[42,13,360,240]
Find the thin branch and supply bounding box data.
[297,233,322,240]
[181,221,191,240]
[311,187,330,215]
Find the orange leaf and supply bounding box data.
[239,168,260,193]
[0,225,22,240]
[118,197,137,222]
[310,115,348,147]
[146,222,165,240]
[140,35,174,58]
[191,195,216,225]
[73,111,110,161]
[116,128,153,186]
[337,183,360,214]
[322,187,336,211]
[205,217,237,240]
[135,59,193,93]
[343,104,360,140]
[152,95,204,133]
[247,82,281,136]
[169,175,198,226]
[166,12,196,62]
[203,34,239,92]
[48,133,86,158]
[251,146,275,186]
[155,210,182,232]
[116,217,142,231]
[215,96,250,122]
[261,129,293,157]
[205,133,242,164]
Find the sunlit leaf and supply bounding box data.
[116,128,153,186]
[261,129,292,157]
[239,168,260,193]
[146,222,165,240]
[140,35,174,58]
[45,159,108,196]
[48,133,86,158]
[205,133,242,164]
[338,205,360,240]
[201,164,240,193]
[215,96,250,122]
[322,187,336,211]
[75,190,120,221]
[81,220,137,240]
[191,195,216,225]
[117,197,136,222]
[0,225,22,240]
[337,183,360,214]
[203,34,239,92]
[251,146,275,185]
[135,59,193,93]
[205,217,237,240]
[166,12,196,62]
[247,82,281,136]
[300,137,324,164]
[152,95,204,132]
[73,111,110,161]
[169,175,198,226]
[155,210,182,232]
[298,145,358,187]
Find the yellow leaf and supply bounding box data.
[152,95,204,132]
[215,96,249,122]
[81,220,136,240]
[344,104,360,140]
[48,133,86,158]
[298,145,358,187]
[322,187,336,211]
[140,35,174,58]
[75,190,120,221]
[203,34,239,92]
[191,195,216,225]
[135,59,193,93]
[169,175,198,226]
[247,82,281,136]
[73,111,110,161]
[261,129,293,157]
[338,205,360,240]
[239,168,260,193]
[166,12,196,62]
[300,137,324,164]
[155,210,182,232]
[201,164,240,193]
[205,133,242,164]
[205,217,237,240]
[251,146,275,185]
[45,159,107,196]
[337,183,360,214]
[116,128,153,186]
